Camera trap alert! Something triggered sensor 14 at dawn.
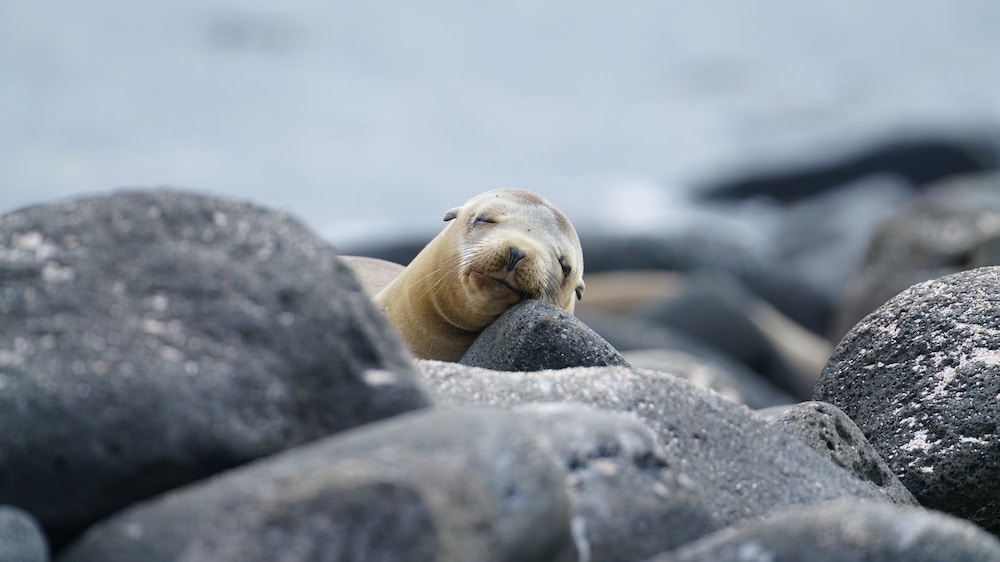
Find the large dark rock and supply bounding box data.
[648,499,1000,562]
[0,506,48,562]
[816,267,1000,532]
[60,407,576,562]
[460,300,630,371]
[831,174,1000,341]
[756,401,917,505]
[0,189,429,545]
[514,403,718,561]
[418,362,904,538]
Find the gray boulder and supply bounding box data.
[460,300,630,371]
[59,407,575,562]
[0,189,429,545]
[648,499,1000,562]
[419,362,903,537]
[514,403,719,562]
[756,401,917,505]
[817,266,1000,532]
[0,506,48,562]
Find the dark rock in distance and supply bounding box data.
[831,174,1000,341]
[625,348,794,408]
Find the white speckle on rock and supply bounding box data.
[145,293,170,313]
[927,367,956,400]
[971,347,1000,366]
[1,231,61,263]
[570,515,591,562]
[900,429,933,454]
[362,369,400,386]
[737,541,776,562]
[41,262,75,283]
[124,521,144,540]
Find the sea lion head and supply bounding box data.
[372,188,585,360]
[431,188,585,329]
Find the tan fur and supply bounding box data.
[373,188,584,361]
[339,255,406,298]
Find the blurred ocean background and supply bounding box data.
[3,1,1000,259]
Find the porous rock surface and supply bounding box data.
[0,190,429,545]
[816,266,1000,532]
[460,300,630,371]
[418,362,900,534]
[756,401,917,505]
[514,403,718,561]
[649,499,1000,562]
[60,407,577,562]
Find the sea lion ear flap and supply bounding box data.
[443,207,461,221]
[575,280,585,301]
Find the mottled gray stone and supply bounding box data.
[419,362,901,537]
[648,499,1000,562]
[757,401,917,505]
[514,403,718,562]
[0,506,48,562]
[60,407,575,562]
[460,300,630,371]
[817,266,1000,532]
[0,189,429,545]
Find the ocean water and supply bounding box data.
[3,1,1000,250]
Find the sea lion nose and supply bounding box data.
[506,245,527,272]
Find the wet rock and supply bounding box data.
[60,407,575,562]
[817,266,1000,532]
[460,300,629,371]
[648,499,1000,562]
[0,189,429,545]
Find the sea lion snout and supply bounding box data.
[507,245,527,272]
